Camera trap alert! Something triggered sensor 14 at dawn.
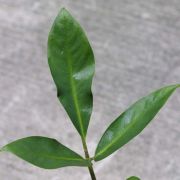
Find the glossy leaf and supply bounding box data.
[48,8,95,138]
[1,136,90,169]
[95,84,180,161]
[127,176,141,180]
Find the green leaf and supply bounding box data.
[95,84,180,161]
[48,8,95,138]
[1,136,90,169]
[127,176,141,180]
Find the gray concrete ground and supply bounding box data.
[0,0,180,180]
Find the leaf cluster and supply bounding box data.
[1,8,179,180]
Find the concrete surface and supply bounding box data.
[0,0,180,180]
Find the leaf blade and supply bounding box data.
[127,176,141,180]
[1,136,90,169]
[95,84,180,161]
[48,8,95,138]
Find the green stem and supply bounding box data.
[81,138,97,180]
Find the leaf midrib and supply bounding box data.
[66,46,85,138]
[61,14,85,138]
[4,148,84,162]
[36,153,84,161]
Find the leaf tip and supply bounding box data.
[168,84,180,92]
[60,7,67,13]
[0,146,6,153]
[172,84,180,88]
[59,7,71,17]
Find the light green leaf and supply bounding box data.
[1,136,90,169]
[48,8,95,138]
[127,176,141,180]
[95,84,180,161]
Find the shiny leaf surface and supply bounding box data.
[127,176,141,180]
[48,8,95,138]
[95,84,180,161]
[1,136,90,169]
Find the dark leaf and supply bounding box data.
[1,136,90,169]
[95,84,180,161]
[48,8,95,138]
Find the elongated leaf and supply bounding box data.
[48,8,95,138]
[95,84,180,161]
[1,136,90,169]
[127,176,141,180]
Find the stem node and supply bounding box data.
[81,138,97,180]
